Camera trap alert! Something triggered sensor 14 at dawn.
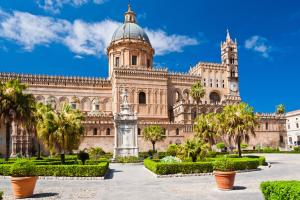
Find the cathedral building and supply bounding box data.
[0,5,287,156]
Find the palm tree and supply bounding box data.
[143,125,165,152]
[181,138,208,162]
[276,104,285,114]
[193,113,218,147]
[221,103,258,157]
[0,80,35,160]
[36,103,84,164]
[190,81,205,118]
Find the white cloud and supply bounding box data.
[0,9,199,57]
[245,35,271,58]
[36,0,107,14]
[64,19,120,55]
[0,10,70,50]
[146,29,199,56]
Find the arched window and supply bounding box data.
[93,128,97,136]
[138,128,141,136]
[106,128,111,135]
[176,128,180,136]
[209,92,221,104]
[175,139,181,145]
[139,92,146,104]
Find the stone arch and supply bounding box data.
[46,96,58,109]
[35,95,45,103]
[173,88,182,103]
[200,107,207,114]
[183,89,190,103]
[102,98,110,111]
[216,107,223,113]
[175,139,181,145]
[58,97,69,109]
[81,97,91,111]
[209,91,221,104]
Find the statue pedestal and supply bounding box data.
[113,89,139,159]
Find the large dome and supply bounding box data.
[111,23,151,45]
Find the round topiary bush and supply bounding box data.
[77,151,89,165]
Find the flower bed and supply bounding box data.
[260,181,300,200]
[144,156,265,175]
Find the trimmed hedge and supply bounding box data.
[0,162,109,177]
[144,159,213,175]
[261,181,300,200]
[144,156,263,175]
[0,191,2,200]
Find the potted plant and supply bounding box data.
[213,157,236,190]
[10,159,38,198]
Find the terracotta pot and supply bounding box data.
[10,176,38,199]
[214,171,236,190]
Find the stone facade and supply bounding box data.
[0,4,288,156]
[286,110,300,148]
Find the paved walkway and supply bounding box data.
[1,154,300,200]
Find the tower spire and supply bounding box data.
[226,29,231,42]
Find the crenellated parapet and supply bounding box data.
[0,72,111,88]
[189,62,227,75]
[256,112,286,120]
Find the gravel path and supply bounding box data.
[1,154,299,200]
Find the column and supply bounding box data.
[10,120,17,157]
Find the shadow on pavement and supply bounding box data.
[105,169,123,180]
[32,193,59,198]
[233,186,247,190]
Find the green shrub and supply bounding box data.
[241,143,248,149]
[89,147,106,160]
[166,144,178,156]
[213,157,235,172]
[77,151,89,165]
[10,159,36,177]
[216,142,225,150]
[144,156,263,175]
[84,158,109,165]
[207,151,217,158]
[262,147,280,153]
[261,181,300,200]
[116,156,141,163]
[144,159,213,175]
[34,162,108,177]
[161,156,181,163]
[0,162,109,177]
[0,191,3,200]
[294,146,300,152]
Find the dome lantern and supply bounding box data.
[125,3,136,23]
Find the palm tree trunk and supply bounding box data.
[5,122,10,161]
[152,142,156,153]
[37,142,41,160]
[237,136,242,158]
[61,133,65,164]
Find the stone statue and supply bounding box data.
[121,88,128,105]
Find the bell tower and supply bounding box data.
[221,30,239,96]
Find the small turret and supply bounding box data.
[125,3,136,23]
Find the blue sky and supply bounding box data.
[0,0,299,113]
